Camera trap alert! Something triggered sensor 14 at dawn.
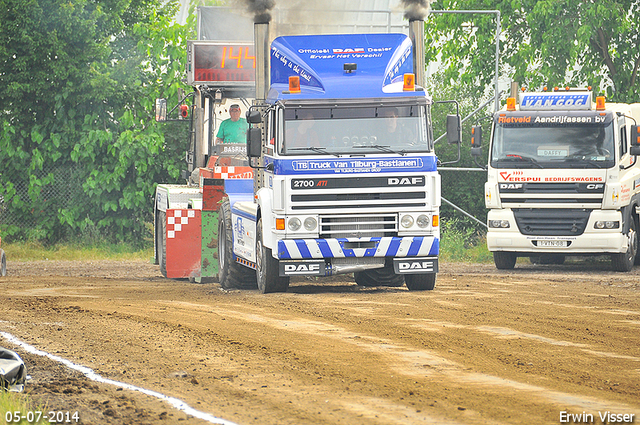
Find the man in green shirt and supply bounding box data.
[215,104,248,144]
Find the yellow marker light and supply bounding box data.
[276,218,285,230]
[596,96,606,111]
[432,215,439,228]
[289,76,301,93]
[506,97,516,111]
[403,73,415,91]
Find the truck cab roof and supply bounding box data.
[267,33,429,102]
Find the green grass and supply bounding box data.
[1,241,153,262]
[439,219,493,263]
[0,391,48,425]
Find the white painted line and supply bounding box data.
[1,332,239,425]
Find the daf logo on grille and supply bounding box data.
[388,177,424,186]
[499,183,523,190]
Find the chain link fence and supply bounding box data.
[0,166,84,229]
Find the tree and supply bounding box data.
[0,0,190,243]
[426,0,640,102]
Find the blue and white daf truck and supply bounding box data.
[155,15,460,292]
[476,88,640,271]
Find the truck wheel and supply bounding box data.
[218,200,258,289]
[1,249,6,277]
[405,274,436,291]
[493,252,517,270]
[612,217,637,272]
[354,268,404,287]
[256,218,289,293]
[156,211,167,277]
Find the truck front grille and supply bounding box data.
[513,208,591,236]
[499,183,603,207]
[288,175,431,211]
[319,214,398,238]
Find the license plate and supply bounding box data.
[537,240,567,247]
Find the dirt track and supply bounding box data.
[1,259,639,425]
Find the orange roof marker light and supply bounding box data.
[289,75,301,94]
[596,96,606,111]
[506,97,517,111]
[403,73,415,91]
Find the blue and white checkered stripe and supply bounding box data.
[277,237,439,260]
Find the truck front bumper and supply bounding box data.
[277,236,439,260]
[487,209,627,255]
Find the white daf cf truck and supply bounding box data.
[474,88,640,271]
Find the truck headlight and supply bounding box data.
[416,214,430,228]
[288,217,301,231]
[401,215,414,228]
[304,217,317,231]
[489,220,510,228]
[594,220,619,229]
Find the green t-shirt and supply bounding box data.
[216,118,248,144]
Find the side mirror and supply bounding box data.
[246,110,262,124]
[630,125,640,156]
[631,125,640,146]
[246,127,262,158]
[470,125,482,157]
[446,114,461,144]
[155,98,167,122]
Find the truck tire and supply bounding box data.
[404,273,436,291]
[493,252,517,270]
[256,218,289,293]
[156,210,167,277]
[218,200,258,289]
[1,249,6,277]
[611,217,637,272]
[354,268,404,287]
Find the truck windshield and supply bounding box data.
[491,122,615,169]
[280,105,432,156]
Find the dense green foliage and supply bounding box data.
[426,0,640,101]
[0,0,191,244]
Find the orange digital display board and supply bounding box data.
[189,41,255,84]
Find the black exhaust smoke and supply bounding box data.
[401,0,430,21]
[246,0,276,23]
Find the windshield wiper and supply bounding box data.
[562,156,603,168]
[496,155,543,168]
[353,145,407,156]
[289,147,340,157]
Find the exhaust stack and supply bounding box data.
[408,19,425,88]
[254,22,270,101]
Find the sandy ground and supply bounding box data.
[0,258,639,425]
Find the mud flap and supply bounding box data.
[279,261,326,276]
[393,257,438,274]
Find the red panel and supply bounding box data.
[165,209,201,279]
[202,183,225,211]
